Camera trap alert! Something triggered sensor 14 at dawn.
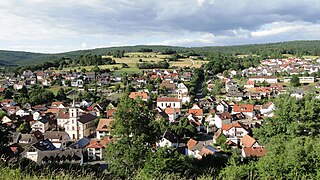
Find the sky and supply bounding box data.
[0,0,320,53]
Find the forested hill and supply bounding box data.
[2,40,320,66]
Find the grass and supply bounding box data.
[47,86,75,95]
[54,52,209,75]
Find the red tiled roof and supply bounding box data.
[56,111,69,119]
[221,124,233,131]
[106,109,117,117]
[241,134,257,147]
[233,104,254,113]
[187,138,197,150]
[189,109,203,116]
[157,97,181,102]
[0,88,6,93]
[242,147,267,157]
[86,139,108,149]
[164,108,179,115]
[51,102,63,108]
[129,92,148,99]
[96,119,112,131]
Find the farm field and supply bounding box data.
[56,52,208,74]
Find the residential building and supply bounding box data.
[96,118,112,139]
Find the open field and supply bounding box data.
[55,52,208,75]
[46,86,75,95]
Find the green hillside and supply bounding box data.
[1,40,320,67]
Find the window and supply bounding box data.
[72,120,74,124]
[72,126,75,130]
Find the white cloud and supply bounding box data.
[1,0,320,52]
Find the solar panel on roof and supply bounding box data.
[205,145,217,152]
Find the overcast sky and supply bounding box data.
[1,0,320,53]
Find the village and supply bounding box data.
[1,54,320,167]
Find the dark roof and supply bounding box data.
[70,137,90,149]
[32,139,56,151]
[78,113,97,124]
[44,131,69,140]
[163,131,179,143]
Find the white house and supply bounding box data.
[213,112,233,129]
[248,76,278,84]
[16,109,30,117]
[216,100,230,113]
[96,118,112,139]
[43,131,70,148]
[31,119,49,133]
[156,131,179,148]
[259,102,275,117]
[221,122,250,145]
[232,104,255,119]
[13,81,24,90]
[157,97,182,110]
[86,139,108,161]
[164,108,180,122]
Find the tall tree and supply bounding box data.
[105,97,161,178]
[56,88,67,101]
[290,75,300,87]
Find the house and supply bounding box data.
[164,108,180,122]
[186,137,216,159]
[157,97,182,110]
[51,102,67,109]
[216,100,230,113]
[31,118,49,133]
[213,112,233,129]
[13,81,24,90]
[44,131,70,148]
[240,134,260,148]
[157,131,179,148]
[244,80,255,89]
[42,79,52,86]
[17,133,38,145]
[222,122,250,144]
[15,109,30,117]
[226,92,244,102]
[106,108,117,118]
[298,76,315,84]
[248,76,278,84]
[241,147,267,158]
[159,81,176,93]
[96,118,112,139]
[1,115,15,125]
[233,104,255,119]
[188,104,203,120]
[290,89,305,99]
[36,71,46,80]
[212,129,225,144]
[71,79,84,88]
[129,92,149,101]
[23,139,83,165]
[259,102,275,117]
[86,139,109,161]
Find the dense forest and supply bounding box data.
[1,40,320,67]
